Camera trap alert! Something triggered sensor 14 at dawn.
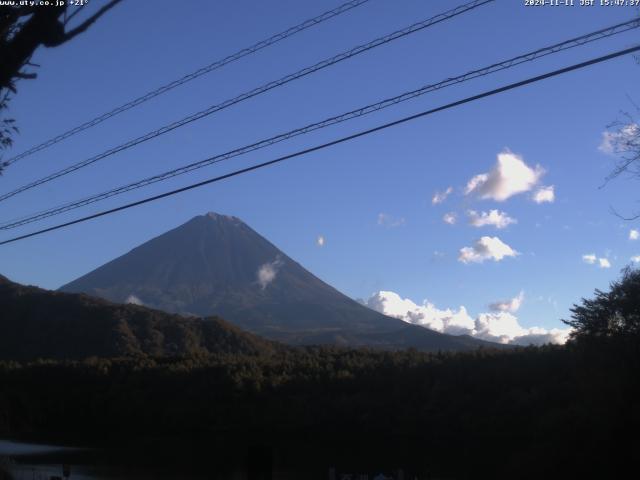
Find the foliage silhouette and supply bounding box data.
[0,1,123,172]
[564,266,640,339]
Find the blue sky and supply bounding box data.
[1,0,639,342]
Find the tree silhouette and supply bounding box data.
[564,267,640,340]
[602,57,640,219]
[0,0,123,172]
[603,104,640,220]
[0,466,12,480]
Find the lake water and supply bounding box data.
[1,439,433,479]
[0,440,232,479]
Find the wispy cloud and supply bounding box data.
[458,236,518,264]
[599,258,611,269]
[377,213,406,228]
[599,123,639,155]
[467,209,516,229]
[257,257,283,289]
[630,229,639,241]
[125,294,144,306]
[465,150,544,202]
[317,235,325,247]
[443,212,457,225]
[431,186,453,205]
[582,253,610,268]
[532,185,555,204]
[489,291,524,313]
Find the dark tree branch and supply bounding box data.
[63,6,83,26]
[15,72,36,80]
[56,0,123,45]
[0,1,124,90]
[602,107,640,187]
[609,205,640,222]
[0,0,124,174]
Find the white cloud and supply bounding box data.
[317,235,325,247]
[599,258,611,269]
[489,291,524,313]
[630,229,639,241]
[467,210,516,229]
[465,150,544,202]
[474,312,528,343]
[377,213,406,228]
[474,312,571,345]
[599,132,616,155]
[458,236,518,264]
[599,123,639,155]
[432,186,453,205]
[532,185,555,204]
[125,294,144,306]
[443,212,457,225]
[257,257,283,289]
[582,254,611,268]
[631,255,640,263]
[366,290,570,345]
[510,328,571,346]
[366,291,475,336]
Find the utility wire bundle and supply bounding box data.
[1,17,638,233]
[1,0,638,245]
[0,0,494,203]
[2,0,373,167]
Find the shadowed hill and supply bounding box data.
[59,213,498,351]
[0,275,276,360]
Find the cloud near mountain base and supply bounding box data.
[125,294,144,306]
[257,257,284,289]
[365,290,570,345]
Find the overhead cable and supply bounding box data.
[2,43,637,246]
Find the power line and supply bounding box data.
[0,0,494,203]
[1,44,637,247]
[3,0,372,167]
[1,18,638,231]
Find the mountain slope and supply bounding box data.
[59,213,497,351]
[0,274,275,360]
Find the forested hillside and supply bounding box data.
[0,275,276,360]
[1,270,639,478]
[0,341,638,478]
